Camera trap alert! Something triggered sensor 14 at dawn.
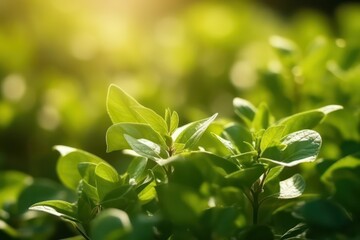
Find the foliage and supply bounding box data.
[2,1,360,239]
[25,85,346,239]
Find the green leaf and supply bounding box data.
[157,183,208,225]
[276,105,343,136]
[95,163,120,200]
[233,98,257,126]
[222,123,253,153]
[18,179,76,214]
[211,133,238,155]
[321,155,360,188]
[106,84,146,124]
[173,113,218,150]
[264,166,284,184]
[133,106,167,136]
[29,200,78,222]
[225,164,265,189]
[293,199,351,229]
[260,125,285,152]
[124,135,168,160]
[278,174,305,199]
[252,102,271,131]
[170,111,179,134]
[79,180,99,204]
[100,185,139,212]
[90,209,132,240]
[159,152,238,186]
[261,130,321,167]
[55,146,105,190]
[280,223,308,240]
[127,157,148,185]
[106,123,166,152]
[138,180,157,204]
[78,162,97,186]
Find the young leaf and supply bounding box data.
[55,146,105,190]
[138,180,157,204]
[233,98,257,126]
[252,102,271,131]
[106,123,167,152]
[29,200,78,222]
[107,84,146,124]
[170,111,179,134]
[260,130,321,167]
[278,174,305,199]
[173,113,218,150]
[133,106,168,136]
[260,125,285,152]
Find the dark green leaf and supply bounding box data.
[237,225,274,240]
[157,184,208,225]
[90,209,131,240]
[225,164,265,189]
[293,199,351,229]
[280,223,308,240]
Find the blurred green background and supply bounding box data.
[1,0,360,187]
[2,0,360,239]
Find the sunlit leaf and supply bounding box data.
[278,174,305,199]
[276,105,343,136]
[106,123,166,152]
[133,106,167,136]
[55,146,105,190]
[127,157,148,185]
[261,130,321,167]
[124,135,167,160]
[233,98,257,126]
[106,84,146,124]
[173,113,218,150]
[29,200,78,222]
